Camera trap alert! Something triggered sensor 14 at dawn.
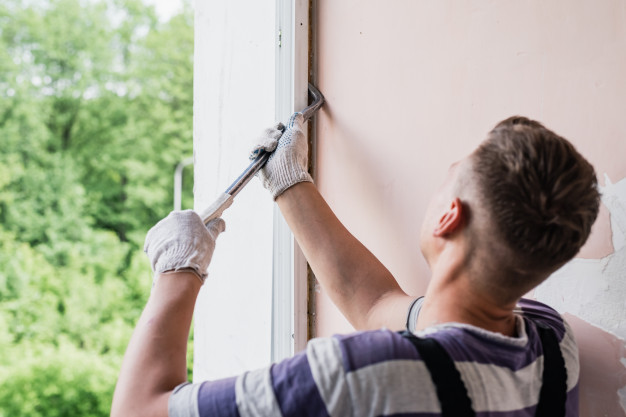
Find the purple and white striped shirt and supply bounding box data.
[169,298,579,417]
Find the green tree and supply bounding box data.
[0,0,195,414]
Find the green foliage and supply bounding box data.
[0,0,195,414]
[0,342,119,417]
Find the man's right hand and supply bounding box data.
[250,113,313,200]
[144,210,225,284]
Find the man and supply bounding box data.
[111,115,599,417]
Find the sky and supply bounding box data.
[144,0,191,21]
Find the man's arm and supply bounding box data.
[276,182,414,330]
[111,271,200,417]
[254,115,415,330]
[111,210,225,417]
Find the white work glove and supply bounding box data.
[144,210,225,284]
[250,112,313,199]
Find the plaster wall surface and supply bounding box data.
[312,1,626,415]
[193,0,276,380]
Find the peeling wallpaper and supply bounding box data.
[536,175,626,340]
[535,175,626,415]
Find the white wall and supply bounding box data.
[192,1,276,380]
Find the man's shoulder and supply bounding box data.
[516,297,561,317]
[307,329,417,373]
[516,297,568,342]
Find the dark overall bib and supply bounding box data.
[400,321,568,417]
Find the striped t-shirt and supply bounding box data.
[169,298,579,416]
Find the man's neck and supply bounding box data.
[416,291,518,337]
[417,249,519,337]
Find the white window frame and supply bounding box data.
[192,0,310,380]
[271,0,310,361]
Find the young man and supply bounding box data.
[111,115,600,417]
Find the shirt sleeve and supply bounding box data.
[168,343,337,417]
[169,382,201,417]
[169,376,240,417]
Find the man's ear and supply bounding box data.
[433,198,464,237]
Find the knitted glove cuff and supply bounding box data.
[263,148,313,199]
[144,210,225,285]
[255,113,313,199]
[157,267,206,284]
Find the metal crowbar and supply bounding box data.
[200,83,325,224]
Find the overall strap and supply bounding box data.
[534,323,568,417]
[401,331,475,417]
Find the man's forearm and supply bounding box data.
[276,182,413,330]
[111,271,200,417]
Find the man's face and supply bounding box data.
[419,157,468,266]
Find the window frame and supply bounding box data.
[271,0,310,361]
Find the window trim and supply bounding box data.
[271,0,310,361]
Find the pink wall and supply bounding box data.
[312,1,626,415]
